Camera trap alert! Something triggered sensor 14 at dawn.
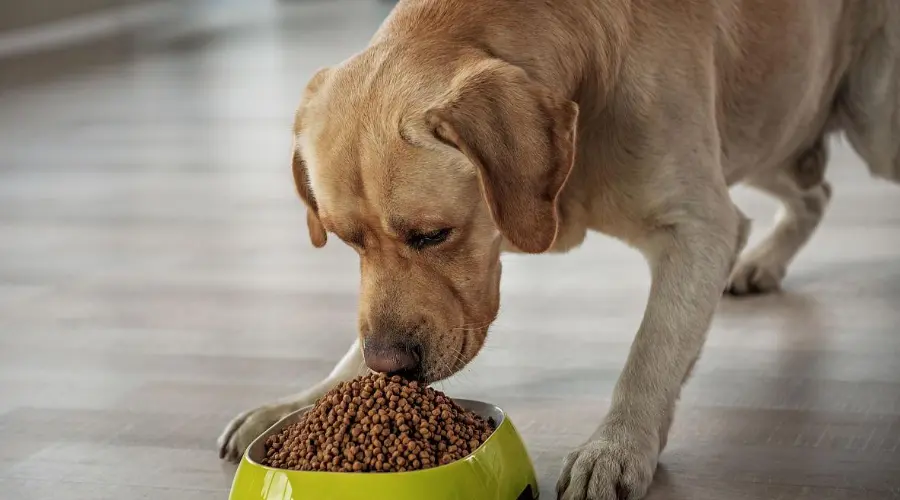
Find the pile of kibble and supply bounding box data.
[261,373,495,473]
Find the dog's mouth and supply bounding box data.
[391,343,426,382]
[421,323,488,383]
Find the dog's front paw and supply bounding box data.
[726,256,786,295]
[556,428,657,500]
[217,405,290,463]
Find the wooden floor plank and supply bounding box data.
[1,1,898,498]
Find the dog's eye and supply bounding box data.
[406,228,452,250]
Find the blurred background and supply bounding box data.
[0,1,898,499]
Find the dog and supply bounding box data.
[218,0,900,498]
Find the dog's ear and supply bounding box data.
[292,68,331,248]
[425,60,578,253]
[291,145,327,248]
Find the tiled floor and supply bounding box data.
[1,1,899,498]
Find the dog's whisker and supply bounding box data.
[450,317,496,332]
[439,327,475,387]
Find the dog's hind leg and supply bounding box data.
[217,339,366,462]
[727,137,833,295]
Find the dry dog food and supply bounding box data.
[261,373,495,472]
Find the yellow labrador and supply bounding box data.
[219,0,900,498]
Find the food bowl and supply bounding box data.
[229,399,538,500]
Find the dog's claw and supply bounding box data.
[726,258,785,296]
[217,406,285,463]
[557,427,657,500]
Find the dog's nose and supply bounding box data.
[362,339,423,379]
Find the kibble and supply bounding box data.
[261,373,495,472]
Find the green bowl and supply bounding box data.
[229,399,539,500]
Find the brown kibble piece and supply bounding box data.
[260,373,494,473]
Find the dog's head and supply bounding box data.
[292,49,578,382]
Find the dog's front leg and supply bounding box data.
[218,339,366,462]
[557,203,740,500]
